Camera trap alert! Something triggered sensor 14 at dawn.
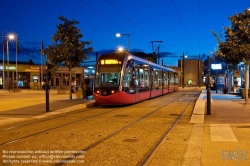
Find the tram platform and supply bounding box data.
[180,87,250,166]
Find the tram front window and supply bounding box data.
[95,72,120,88]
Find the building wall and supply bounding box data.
[0,63,85,90]
[178,59,204,87]
[49,66,83,89]
[0,63,41,89]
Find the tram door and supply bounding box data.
[149,68,154,98]
[134,67,139,102]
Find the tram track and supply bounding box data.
[137,94,198,165]
[0,91,200,166]
[0,93,181,147]
[55,92,199,165]
[0,107,120,146]
[0,107,100,131]
[0,92,180,146]
[0,92,178,132]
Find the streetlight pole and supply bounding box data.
[198,54,200,88]
[7,40,9,91]
[182,52,185,88]
[6,33,16,91]
[2,32,5,90]
[180,57,182,87]
[116,33,130,52]
[41,40,44,90]
[182,52,188,88]
[16,39,18,90]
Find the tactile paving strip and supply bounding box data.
[210,124,238,142]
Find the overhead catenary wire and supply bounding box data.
[106,0,154,40]
[79,0,150,44]
[79,0,199,61]
[171,0,195,54]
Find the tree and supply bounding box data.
[43,15,93,99]
[212,9,250,101]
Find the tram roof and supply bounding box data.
[127,53,176,73]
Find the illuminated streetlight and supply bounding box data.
[115,33,121,38]
[117,46,124,52]
[116,33,130,52]
[6,33,17,91]
[182,53,187,88]
[116,46,130,55]
[2,32,5,89]
[8,34,15,40]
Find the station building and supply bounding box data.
[0,61,95,90]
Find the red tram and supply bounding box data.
[93,53,178,105]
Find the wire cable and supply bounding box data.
[171,0,195,54]
[106,0,154,40]
[79,0,150,44]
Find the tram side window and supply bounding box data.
[134,67,139,87]
[170,73,174,86]
[158,70,163,89]
[144,69,149,88]
[137,67,149,89]
[128,67,139,89]
[121,63,139,90]
[153,70,159,89]
[164,72,168,88]
[139,68,144,87]
[122,64,133,88]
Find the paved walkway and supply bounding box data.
[183,88,250,166]
[0,89,95,126]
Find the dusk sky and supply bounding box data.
[1,0,249,66]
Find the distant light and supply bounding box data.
[211,64,222,70]
[117,46,124,52]
[116,33,121,37]
[7,33,16,41]
[87,66,94,69]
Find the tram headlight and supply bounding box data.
[96,90,100,94]
[111,90,114,94]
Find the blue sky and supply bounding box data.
[1,0,249,66]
